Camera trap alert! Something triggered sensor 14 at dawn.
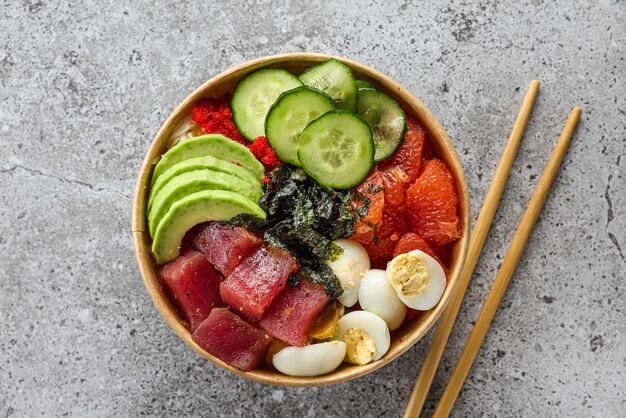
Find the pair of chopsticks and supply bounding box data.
[404,81,582,417]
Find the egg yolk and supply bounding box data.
[308,303,344,340]
[388,253,430,297]
[343,328,376,365]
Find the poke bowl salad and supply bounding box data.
[133,54,469,385]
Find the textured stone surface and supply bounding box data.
[1,1,625,417]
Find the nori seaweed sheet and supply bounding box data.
[229,165,369,300]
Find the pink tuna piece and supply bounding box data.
[220,246,297,322]
[158,250,224,332]
[259,279,329,346]
[192,222,263,276]
[192,308,272,371]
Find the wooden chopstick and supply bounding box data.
[403,80,540,418]
[432,107,582,418]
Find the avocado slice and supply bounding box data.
[152,190,266,264]
[151,134,265,185]
[148,169,263,237]
[148,154,260,213]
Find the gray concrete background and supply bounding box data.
[1,0,624,417]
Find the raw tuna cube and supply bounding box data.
[192,308,272,371]
[192,222,263,276]
[158,250,224,332]
[220,246,298,321]
[259,279,329,346]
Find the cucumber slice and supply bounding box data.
[265,86,335,166]
[357,89,407,162]
[299,59,357,111]
[298,110,374,189]
[356,80,374,90]
[231,68,303,141]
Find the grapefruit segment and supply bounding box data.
[379,117,426,184]
[380,166,409,205]
[351,170,385,244]
[405,159,460,246]
[362,205,408,269]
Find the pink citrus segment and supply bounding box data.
[362,205,408,269]
[380,118,425,184]
[351,170,385,244]
[405,159,461,246]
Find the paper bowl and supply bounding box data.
[132,52,470,386]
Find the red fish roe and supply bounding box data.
[248,136,283,171]
[191,95,247,145]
